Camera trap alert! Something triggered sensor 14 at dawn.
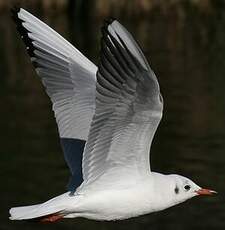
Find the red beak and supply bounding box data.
[195,188,217,196]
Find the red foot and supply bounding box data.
[40,213,63,223]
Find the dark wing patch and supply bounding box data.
[60,138,85,191]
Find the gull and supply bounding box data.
[9,8,216,222]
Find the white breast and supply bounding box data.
[65,179,162,221]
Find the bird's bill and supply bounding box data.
[195,188,217,195]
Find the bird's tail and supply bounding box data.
[10,204,40,220]
[9,203,65,222]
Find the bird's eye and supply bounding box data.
[184,185,191,191]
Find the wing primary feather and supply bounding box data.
[100,51,124,84]
[101,34,132,80]
[107,32,137,74]
[80,19,163,189]
[102,27,137,76]
[11,9,35,57]
[98,62,122,89]
[12,7,97,192]
[101,40,128,82]
[113,31,143,72]
[97,71,121,93]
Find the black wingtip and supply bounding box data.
[103,17,117,30]
[11,6,21,20]
[101,17,117,37]
[11,6,20,14]
[104,17,116,25]
[11,7,35,58]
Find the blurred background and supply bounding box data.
[1,0,225,229]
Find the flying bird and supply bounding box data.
[9,8,216,222]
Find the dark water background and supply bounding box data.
[1,0,225,229]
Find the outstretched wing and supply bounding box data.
[12,8,97,191]
[79,19,163,191]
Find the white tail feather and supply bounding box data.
[9,204,41,220]
[9,204,64,220]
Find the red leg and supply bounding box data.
[40,213,63,223]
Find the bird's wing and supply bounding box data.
[79,19,163,191]
[12,8,97,191]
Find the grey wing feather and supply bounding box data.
[12,8,97,140]
[12,8,97,191]
[80,19,163,190]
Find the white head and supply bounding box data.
[152,173,216,210]
[167,174,216,206]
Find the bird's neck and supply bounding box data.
[147,172,178,210]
